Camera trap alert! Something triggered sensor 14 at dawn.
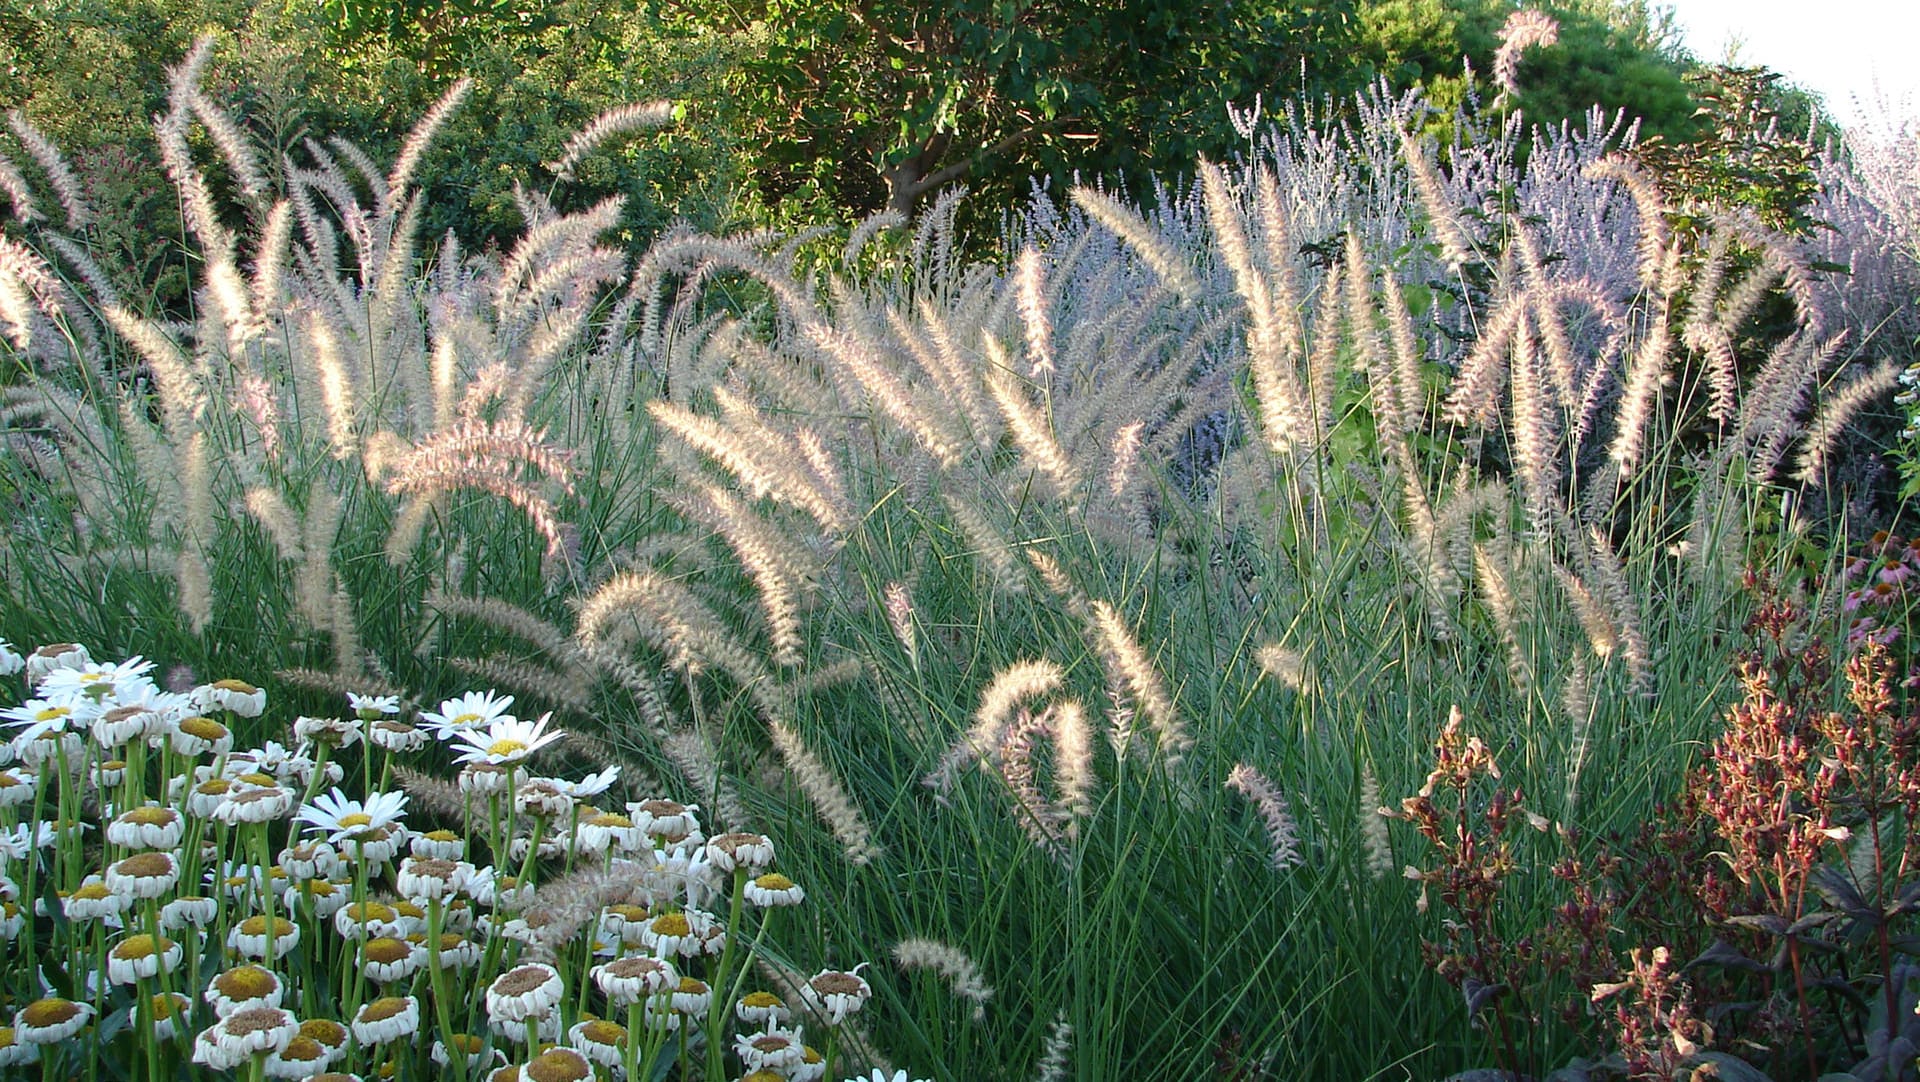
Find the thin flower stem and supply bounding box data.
[427,896,469,1082]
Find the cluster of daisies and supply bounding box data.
[0,639,929,1081]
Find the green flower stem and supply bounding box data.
[287,743,332,852]
[426,895,469,1082]
[250,822,280,966]
[514,813,548,895]
[54,742,80,889]
[704,865,749,1080]
[136,974,161,1082]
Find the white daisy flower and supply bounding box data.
[432,1032,496,1072]
[522,1047,591,1080]
[106,805,184,850]
[792,1045,826,1081]
[213,784,295,826]
[744,872,806,908]
[802,964,872,1025]
[23,643,89,685]
[359,936,423,984]
[104,851,180,899]
[262,1031,333,1078]
[396,856,469,901]
[296,788,409,845]
[133,991,193,1042]
[0,639,23,677]
[106,933,182,984]
[350,996,420,1047]
[705,832,776,873]
[458,762,522,795]
[736,1023,808,1072]
[161,895,218,930]
[368,718,428,752]
[293,714,361,749]
[290,878,350,921]
[560,765,620,799]
[227,914,300,960]
[514,778,574,819]
[591,954,677,1007]
[347,692,401,719]
[91,687,182,746]
[486,963,564,1025]
[575,812,640,855]
[2,699,84,745]
[192,1005,297,1070]
[419,690,515,738]
[35,654,155,704]
[735,990,791,1026]
[205,965,284,1018]
[62,878,128,922]
[296,1017,348,1062]
[409,829,466,860]
[568,1018,628,1067]
[278,841,342,881]
[669,976,712,1016]
[638,909,703,958]
[13,997,92,1044]
[0,769,37,809]
[198,678,267,717]
[449,713,566,768]
[426,932,482,970]
[169,715,235,758]
[335,900,405,940]
[0,1027,39,1066]
[628,798,700,838]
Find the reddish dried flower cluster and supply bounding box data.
[1393,707,1537,1073]
[1591,946,1708,1081]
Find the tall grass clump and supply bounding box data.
[3,34,1918,1080]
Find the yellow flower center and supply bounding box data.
[740,991,782,1009]
[363,937,411,964]
[74,883,110,901]
[239,915,295,937]
[213,679,259,694]
[578,1019,625,1045]
[19,998,80,1027]
[214,966,278,1005]
[360,996,409,1022]
[338,812,372,829]
[111,934,173,960]
[114,852,173,879]
[753,873,795,891]
[651,912,690,937]
[486,738,528,758]
[33,706,69,722]
[525,1048,591,1082]
[179,716,227,740]
[299,1019,348,1048]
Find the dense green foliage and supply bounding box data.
[2,0,1728,258]
[1355,0,1698,139]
